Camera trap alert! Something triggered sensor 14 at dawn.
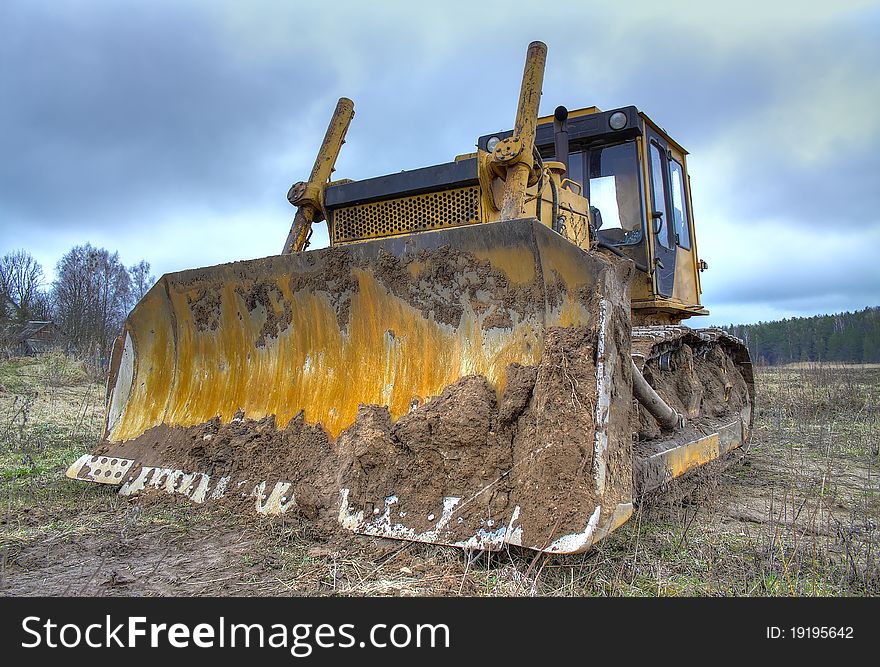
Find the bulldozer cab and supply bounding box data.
[478,106,707,325]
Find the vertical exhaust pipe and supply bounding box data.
[553,105,569,175]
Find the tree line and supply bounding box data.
[723,306,880,365]
[1,247,154,361]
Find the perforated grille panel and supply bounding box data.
[331,186,481,244]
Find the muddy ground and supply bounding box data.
[1,355,878,596]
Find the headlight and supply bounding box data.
[486,136,501,152]
[609,111,628,130]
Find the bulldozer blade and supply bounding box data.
[68,217,637,553]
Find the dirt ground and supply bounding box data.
[1,354,878,596]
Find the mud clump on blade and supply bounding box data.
[235,282,294,348]
[289,246,359,331]
[500,323,632,546]
[509,327,599,541]
[336,375,514,535]
[186,289,221,332]
[336,317,634,549]
[498,363,538,423]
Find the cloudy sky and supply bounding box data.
[2,0,878,326]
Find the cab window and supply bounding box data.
[588,142,643,246]
[557,142,646,269]
[562,144,643,244]
[566,150,584,190]
[669,159,691,249]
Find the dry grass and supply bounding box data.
[0,355,877,597]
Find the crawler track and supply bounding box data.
[630,326,755,495]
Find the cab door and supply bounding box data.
[645,128,676,297]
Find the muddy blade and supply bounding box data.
[71,218,636,553]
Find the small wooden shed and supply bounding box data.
[13,321,68,356]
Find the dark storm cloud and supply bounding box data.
[0,1,332,227]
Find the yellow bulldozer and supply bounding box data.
[67,42,753,554]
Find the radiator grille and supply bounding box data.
[331,186,480,244]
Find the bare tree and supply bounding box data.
[30,290,53,321]
[128,259,155,307]
[52,244,131,360]
[0,250,45,324]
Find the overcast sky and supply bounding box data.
[2,0,878,326]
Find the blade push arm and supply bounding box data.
[491,41,547,221]
[283,97,355,254]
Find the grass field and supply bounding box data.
[1,354,877,596]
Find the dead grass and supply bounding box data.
[0,355,877,597]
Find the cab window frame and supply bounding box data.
[668,157,692,250]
